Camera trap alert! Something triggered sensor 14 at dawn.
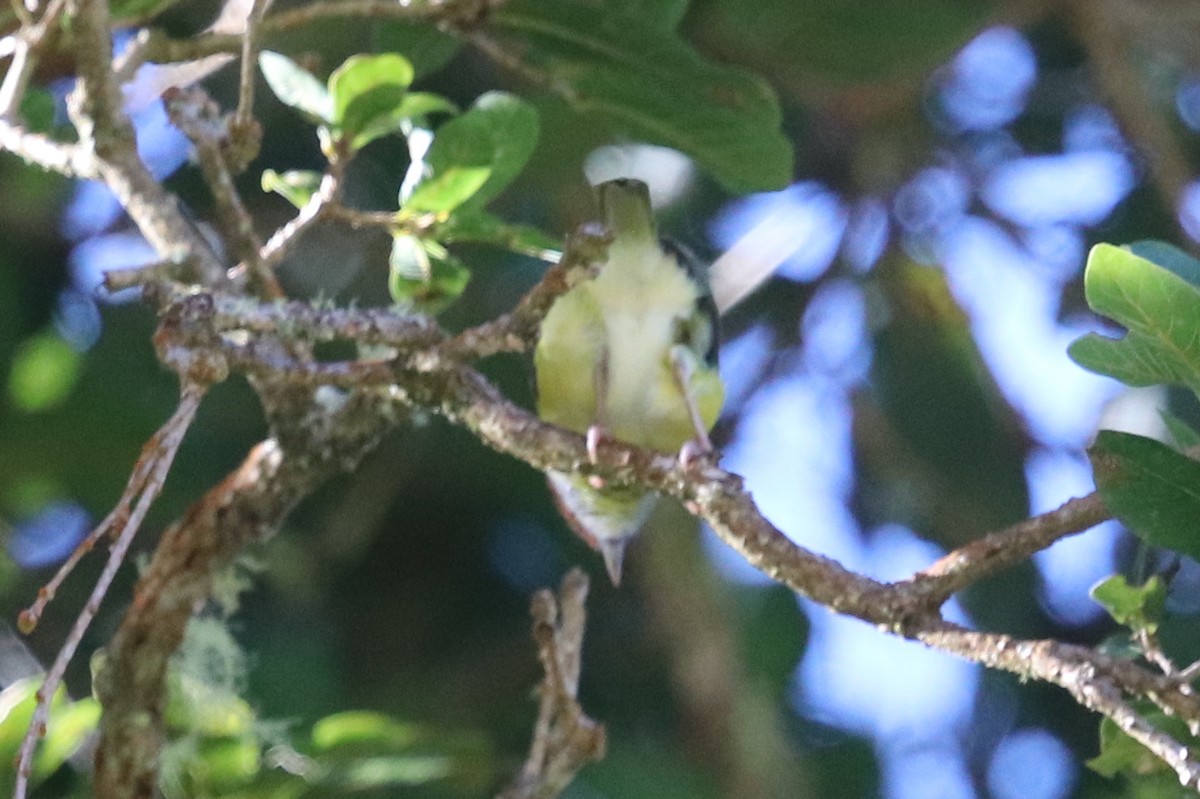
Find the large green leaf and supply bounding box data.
[456,92,539,209]
[1069,243,1200,393]
[485,0,792,192]
[372,20,465,77]
[1089,430,1200,561]
[700,0,985,85]
[403,92,537,214]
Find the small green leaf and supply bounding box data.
[350,92,458,152]
[1089,430,1200,561]
[1090,574,1167,633]
[487,0,792,192]
[8,332,79,412]
[1088,711,1196,782]
[260,169,322,208]
[404,165,493,215]
[259,51,333,124]
[327,53,414,149]
[437,210,561,259]
[324,754,454,789]
[388,236,471,314]
[312,711,421,751]
[1068,243,1200,393]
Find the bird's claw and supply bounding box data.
[586,425,611,489]
[586,424,609,464]
[678,436,715,469]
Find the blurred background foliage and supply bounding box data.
[2,0,1200,797]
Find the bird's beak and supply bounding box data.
[598,537,628,586]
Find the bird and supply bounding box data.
[534,178,724,584]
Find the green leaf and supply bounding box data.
[34,698,100,781]
[1090,574,1167,633]
[456,92,539,209]
[306,711,492,792]
[350,92,458,152]
[327,53,414,150]
[8,332,79,412]
[0,678,97,788]
[703,0,984,85]
[259,51,333,124]
[404,164,493,215]
[1089,430,1200,561]
[487,0,792,192]
[436,210,561,259]
[260,169,322,209]
[1068,243,1200,393]
[403,92,538,214]
[388,236,471,314]
[312,711,420,751]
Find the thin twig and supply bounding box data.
[903,492,1111,608]
[0,118,93,176]
[232,0,269,134]
[163,87,282,298]
[126,0,491,68]
[919,621,1200,790]
[13,385,206,799]
[498,568,604,799]
[69,0,227,285]
[0,0,66,119]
